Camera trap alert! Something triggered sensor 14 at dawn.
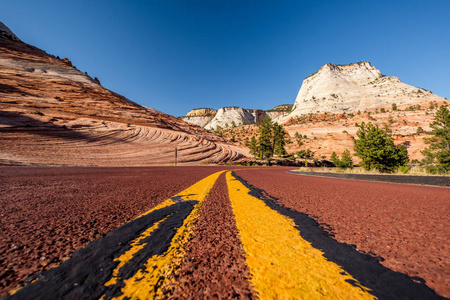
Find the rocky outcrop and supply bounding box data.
[282,62,446,122]
[204,107,265,130]
[183,105,291,129]
[266,104,293,120]
[0,22,248,165]
[186,108,217,117]
[181,108,217,128]
[0,21,21,42]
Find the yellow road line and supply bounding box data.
[110,170,224,300]
[105,215,171,286]
[226,171,375,300]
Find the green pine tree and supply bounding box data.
[354,122,408,172]
[421,105,450,173]
[340,149,354,169]
[273,123,287,156]
[330,152,339,166]
[258,116,274,159]
[331,150,353,169]
[249,136,258,158]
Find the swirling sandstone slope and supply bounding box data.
[0,22,247,166]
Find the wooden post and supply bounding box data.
[174,147,178,166]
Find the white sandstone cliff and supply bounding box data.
[282,62,445,122]
[204,107,265,130]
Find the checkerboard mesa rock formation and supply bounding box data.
[281,62,446,122]
[0,22,248,166]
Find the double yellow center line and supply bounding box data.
[10,170,375,300]
[108,170,374,299]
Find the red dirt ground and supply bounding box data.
[235,168,450,298]
[0,166,234,296]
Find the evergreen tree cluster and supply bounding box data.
[248,116,288,159]
[354,122,409,172]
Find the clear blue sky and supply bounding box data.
[2,0,449,116]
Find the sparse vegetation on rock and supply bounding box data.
[296,149,314,159]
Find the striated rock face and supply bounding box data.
[0,22,248,166]
[205,107,265,130]
[181,108,217,128]
[282,62,446,122]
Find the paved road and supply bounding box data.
[1,167,448,299]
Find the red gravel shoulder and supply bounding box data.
[0,166,235,296]
[235,168,450,298]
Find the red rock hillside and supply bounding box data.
[0,22,248,166]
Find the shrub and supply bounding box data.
[398,165,411,174]
[297,149,314,159]
[294,132,303,146]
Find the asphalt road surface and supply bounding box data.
[0,166,448,299]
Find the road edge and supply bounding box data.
[287,171,450,187]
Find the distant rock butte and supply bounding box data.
[186,108,217,117]
[205,107,266,130]
[281,62,446,122]
[181,108,217,128]
[182,105,292,129]
[0,22,248,166]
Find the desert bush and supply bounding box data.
[398,165,411,174]
[297,149,314,159]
